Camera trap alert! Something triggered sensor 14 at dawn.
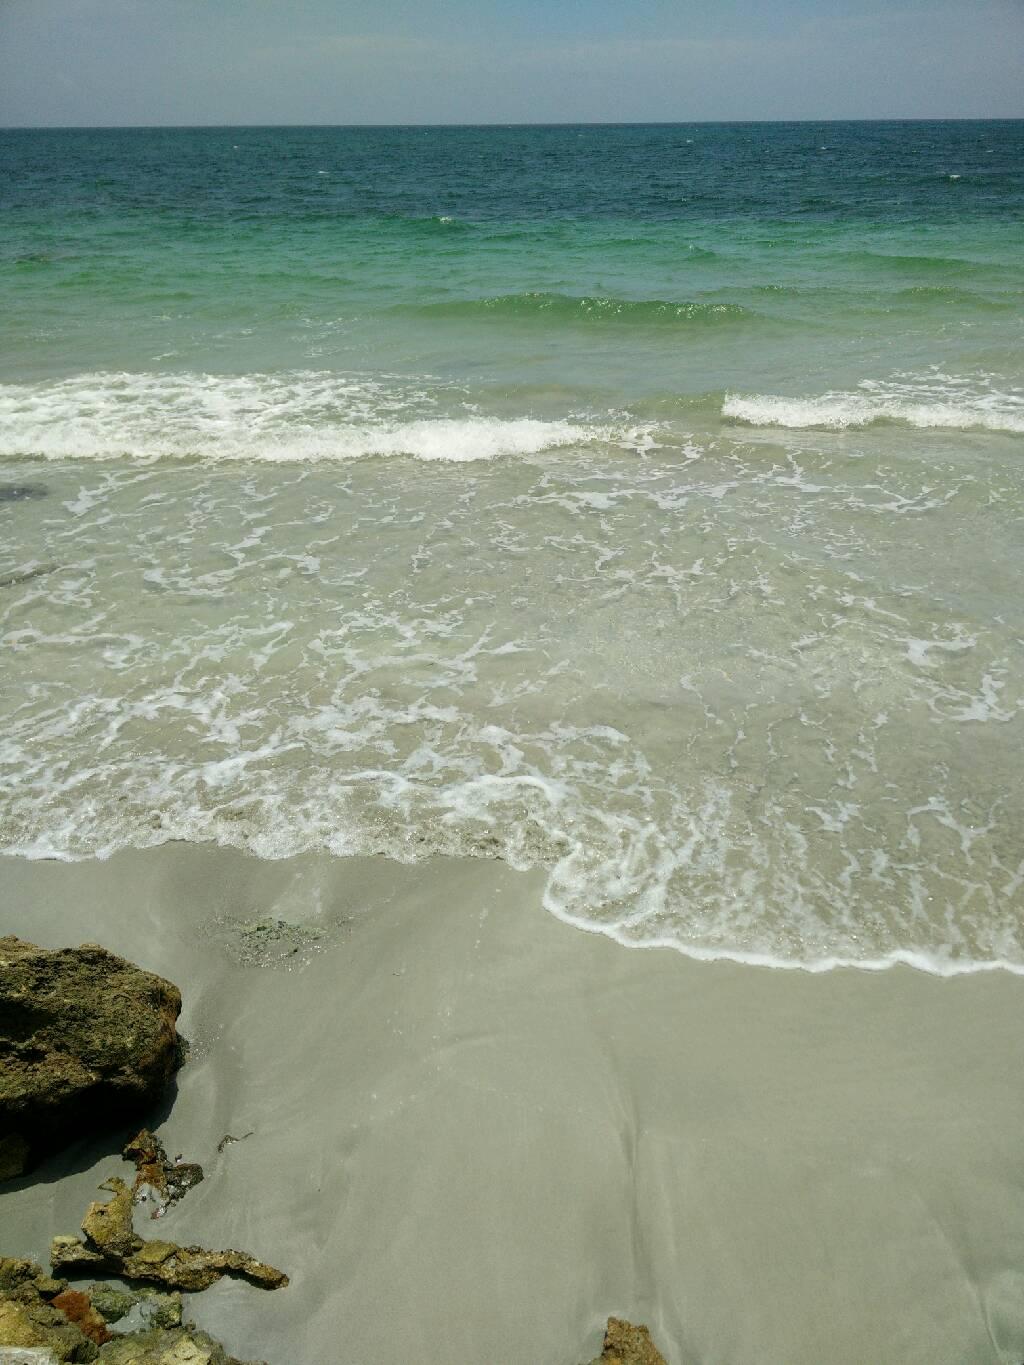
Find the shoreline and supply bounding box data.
[8,840,1024,981]
[2,844,1024,1363]
[544,896,1024,978]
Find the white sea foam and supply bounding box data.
[2,413,1023,978]
[723,373,1024,433]
[0,371,607,464]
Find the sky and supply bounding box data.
[1,0,1022,126]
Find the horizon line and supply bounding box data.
[2,116,1023,132]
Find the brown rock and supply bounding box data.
[50,1178,288,1294]
[0,936,186,1179]
[123,1129,204,1218]
[587,1316,668,1365]
[51,1290,111,1346]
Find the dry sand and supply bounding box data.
[2,845,1024,1364]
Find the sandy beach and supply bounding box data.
[2,845,1023,1363]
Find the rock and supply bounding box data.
[86,1284,181,1331]
[94,1326,262,1364]
[0,1302,62,1355]
[123,1130,203,1219]
[49,1293,110,1347]
[1,1260,258,1364]
[81,1287,137,1325]
[0,1259,98,1362]
[108,1295,183,1336]
[585,1316,668,1365]
[0,937,185,1179]
[80,1179,138,1259]
[0,1133,31,1181]
[134,1299,181,1334]
[50,1179,289,1294]
[0,1258,67,1303]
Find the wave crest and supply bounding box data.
[0,371,609,463]
[723,374,1024,434]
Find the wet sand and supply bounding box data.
[2,845,1024,1364]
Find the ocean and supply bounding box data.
[1,121,1022,974]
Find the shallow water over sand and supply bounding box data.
[1,122,1023,969]
[1,412,1022,971]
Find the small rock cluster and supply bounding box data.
[1,1144,285,1362]
[0,934,674,1364]
[0,938,280,1363]
[0,1255,251,1363]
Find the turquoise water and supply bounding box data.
[1,123,1023,970]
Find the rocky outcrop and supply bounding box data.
[0,937,185,1179]
[0,1257,94,1362]
[50,1178,288,1293]
[585,1316,668,1365]
[0,1258,263,1364]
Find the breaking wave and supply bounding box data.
[0,371,612,463]
[723,374,1024,434]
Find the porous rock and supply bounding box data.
[50,1179,288,1294]
[0,1257,66,1302]
[585,1316,668,1365]
[0,937,185,1177]
[86,1283,181,1331]
[94,1326,261,1364]
[0,1258,96,1362]
[82,1286,137,1326]
[49,1292,110,1347]
[0,1259,259,1364]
